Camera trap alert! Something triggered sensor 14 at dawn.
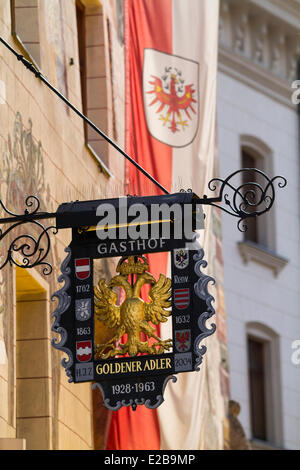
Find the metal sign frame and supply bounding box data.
[0,176,287,409]
[51,232,215,410]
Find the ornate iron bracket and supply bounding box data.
[0,168,286,275]
[198,168,287,232]
[0,196,57,275]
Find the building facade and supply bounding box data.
[0,0,125,450]
[218,0,300,450]
[0,0,298,451]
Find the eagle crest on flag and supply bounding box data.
[147,67,197,134]
[143,49,199,147]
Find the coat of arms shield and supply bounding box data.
[174,248,189,270]
[175,329,191,353]
[143,49,199,147]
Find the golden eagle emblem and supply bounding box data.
[94,256,172,359]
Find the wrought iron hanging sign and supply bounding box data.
[51,192,216,410]
[0,171,287,410]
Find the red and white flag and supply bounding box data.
[106,0,221,451]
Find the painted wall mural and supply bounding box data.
[0,111,60,441]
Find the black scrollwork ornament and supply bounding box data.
[201,168,287,232]
[0,196,57,275]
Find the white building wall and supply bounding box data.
[217,70,300,449]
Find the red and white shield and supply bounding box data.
[143,49,199,148]
[76,340,92,362]
[75,258,90,280]
[174,288,190,310]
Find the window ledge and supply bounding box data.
[250,438,284,451]
[238,241,288,277]
[86,143,113,179]
[12,33,41,73]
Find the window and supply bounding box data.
[11,1,68,98]
[11,0,41,68]
[248,337,267,440]
[76,0,110,168]
[76,1,87,119]
[44,0,68,97]
[240,143,273,249]
[240,136,276,250]
[246,323,283,447]
[238,137,288,276]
